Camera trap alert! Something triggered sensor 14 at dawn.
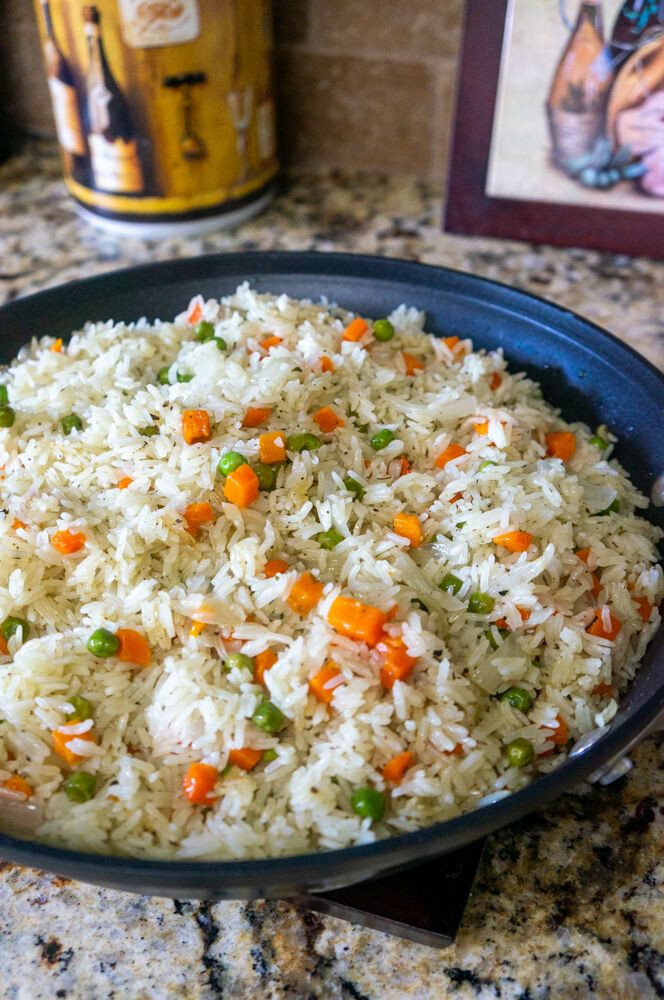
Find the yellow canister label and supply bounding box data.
[34,0,278,220]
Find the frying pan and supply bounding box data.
[0,251,661,900]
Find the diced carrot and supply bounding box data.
[224,464,260,508]
[548,715,569,746]
[328,596,387,647]
[0,635,8,656]
[634,595,654,622]
[51,529,86,555]
[2,775,33,797]
[187,302,203,325]
[51,338,63,353]
[182,409,211,445]
[382,750,414,785]
[343,318,369,342]
[587,610,622,641]
[264,559,289,579]
[314,406,344,433]
[443,336,460,352]
[576,547,592,565]
[242,406,272,428]
[593,682,615,697]
[393,512,423,548]
[183,762,218,805]
[116,628,151,667]
[435,443,466,469]
[228,747,262,771]
[398,457,411,477]
[52,726,96,767]
[474,420,489,435]
[309,661,344,704]
[288,572,324,614]
[495,607,530,631]
[183,501,215,536]
[589,572,601,598]
[442,743,464,756]
[489,372,502,390]
[320,356,335,373]
[386,604,399,621]
[403,352,424,376]
[261,336,282,350]
[492,530,533,553]
[190,620,206,637]
[546,431,576,462]
[255,648,277,685]
[259,431,286,464]
[118,476,133,490]
[378,634,417,689]
[12,518,26,531]
[449,492,464,504]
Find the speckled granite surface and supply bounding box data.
[0,142,663,999]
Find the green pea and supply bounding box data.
[64,771,97,803]
[139,425,159,437]
[262,748,278,763]
[176,372,193,383]
[370,428,396,451]
[195,320,215,343]
[595,498,620,516]
[440,572,463,595]
[343,475,365,500]
[252,699,287,734]
[505,738,535,768]
[0,386,9,406]
[217,451,246,476]
[484,628,509,651]
[499,687,533,713]
[350,787,386,823]
[255,463,278,491]
[225,651,255,673]
[64,695,93,721]
[373,319,395,342]
[157,366,171,385]
[0,406,15,429]
[468,592,495,614]
[61,414,83,435]
[0,617,30,642]
[317,527,344,550]
[213,337,227,351]
[589,435,609,449]
[479,460,497,471]
[87,628,120,658]
[286,433,322,452]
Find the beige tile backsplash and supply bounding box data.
[0,0,463,180]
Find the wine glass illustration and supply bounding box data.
[227,86,253,183]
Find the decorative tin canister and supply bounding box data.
[34,0,278,236]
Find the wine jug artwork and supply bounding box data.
[34,0,278,236]
[546,0,615,167]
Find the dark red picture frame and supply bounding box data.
[444,0,664,259]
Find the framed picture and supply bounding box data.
[445,0,664,259]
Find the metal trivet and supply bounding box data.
[300,838,487,948]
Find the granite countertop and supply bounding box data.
[0,142,663,1000]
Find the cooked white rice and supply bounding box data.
[0,284,660,859]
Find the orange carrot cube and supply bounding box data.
[287,573,324,614]
[242,406,272,428]
[435,443,466,469]
[327,596,387,647]
[309,661,344,704]
[51,529,86,555]
[255,648,278,685]
[228,747,262,771]
[313,406,344,433]
[343,318,368,342]
[223,464,260,508]
[259,431,286,464]
[393,513,423,548]
[546,431,576,462]
[492,530,533,553]
[116,628,151,667]
[382,750,414,785]
[182,409,212,445]
[183,762,218,804]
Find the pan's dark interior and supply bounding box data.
[0,252,661,899]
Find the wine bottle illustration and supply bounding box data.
[547,0,614,167]
[40,0,88,181]
[163,72,207,161]
[609,0,664,69]
[83,4,144,194]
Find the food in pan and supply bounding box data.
[0,287,660,858]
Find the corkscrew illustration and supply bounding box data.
[163,72,207,161]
